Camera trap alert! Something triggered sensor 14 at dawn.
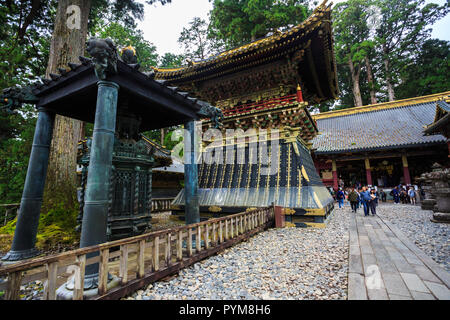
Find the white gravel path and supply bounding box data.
[124,208,350,300]
[376,203,449,272]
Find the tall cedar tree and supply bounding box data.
[209,0,310,48]
[375,0,448,101]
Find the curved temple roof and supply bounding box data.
[152,0,339,105]
[311,92,450,154]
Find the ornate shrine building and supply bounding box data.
[311,92,450,190]
[153,0,338,227]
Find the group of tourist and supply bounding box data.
[335,186,380,216]
[332,183,419,217]
[390,185,417,205]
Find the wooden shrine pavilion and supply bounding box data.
[152,0,338,227]
[312,92,450,190]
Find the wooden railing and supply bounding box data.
[0,206,274,300]
[151,198,174,212]
[223,94,298,117]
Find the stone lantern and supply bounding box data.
[426,163,450,222]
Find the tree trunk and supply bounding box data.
[160,128,165,146]
[42,0,92,212]
[382,44,395,101]
[384,58,395,101]
[348,56,363,107]
[365,56,377,105]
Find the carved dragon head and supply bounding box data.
[86,37,119,80]
[0,86,38,113]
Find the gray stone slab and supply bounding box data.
[410,290,436,300]
[424,281,450,300]
[349,254,364,274]
[382,272,411,297]
[413,265,442,284]
[362,254,377,270]
[360,242,374,255]
[389,294,413,300]
[348,272,368,300]
[374,228,389,241]
[375,254,398,274]
[390,255,416,273]
[368,288,389,300]
[400,272,430,293]
[380,216,450,288]
[349,244,360,256]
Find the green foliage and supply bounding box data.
[0,105,37,204]
[330,0,449,110]
[159,52,185,68]
[178,17,224,61]
[164,127,183,151]
[209,0,310,48]
[396,39,450,99]
[375,0,448,97]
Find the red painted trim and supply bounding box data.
[366,169,372,186]
[332,170,338,190]
[222,94,298,117]
[403,166,411,185]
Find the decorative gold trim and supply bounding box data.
[304,222,326,228]
[312,91,450,120]
[304,208,326,216]
[208,206,222,213]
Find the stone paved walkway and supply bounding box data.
[348,210,450,300]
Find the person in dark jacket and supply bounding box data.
[369,189,378,215]
[348,188,359,213]
[380,189,387,202]
[391,187,400,203]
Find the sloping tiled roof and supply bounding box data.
[311,93,449,154]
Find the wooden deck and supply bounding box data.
[348,212,450,300]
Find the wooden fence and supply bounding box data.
[0,207,274,300]
[151,198,174,213]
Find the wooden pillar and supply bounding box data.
[332,159,338,190]
[402,155,411,185]
[365,157,373,186]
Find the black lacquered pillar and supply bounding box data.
[2,108,55,262]
[79,80,119,280]
[184,120,200,225]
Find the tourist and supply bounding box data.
[408,187,416,205]
[380,189,387,202]
[358,188,363,208]
[400,189,408,204]
[339,178,344,189]
[391,187,400,203]
[369,189,378,215]
[336,188,345,208]
[360,186,371,216]
[348,188,359,213]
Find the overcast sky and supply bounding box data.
[137,0,450,57]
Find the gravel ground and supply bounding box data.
[377,203,450,272]
[124,209,350,300]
